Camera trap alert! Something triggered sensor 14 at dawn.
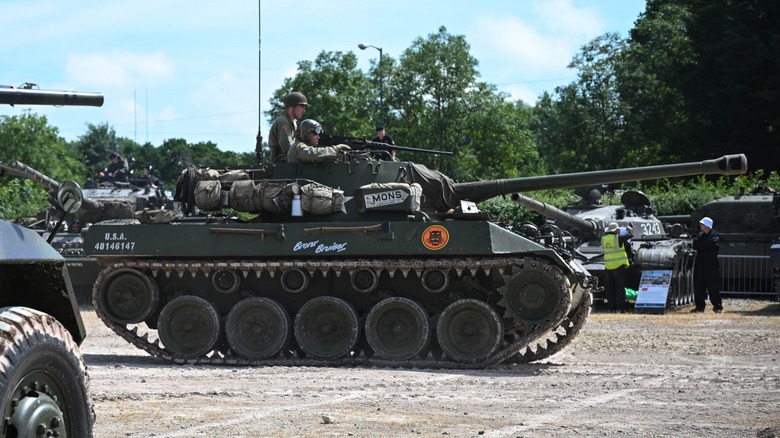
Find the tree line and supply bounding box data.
[2,0,778,220]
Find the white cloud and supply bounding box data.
[467,0,610,102]
[65,51,174,89]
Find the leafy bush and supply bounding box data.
[0,179,49,219]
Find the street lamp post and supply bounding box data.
[358,43,383,124]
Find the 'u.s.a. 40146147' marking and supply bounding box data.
[94,232,136,251]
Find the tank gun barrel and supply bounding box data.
[0,160,101,211]
[1,160,61,192]
[511,193,600,233]
[0,85,104,107]
[452,154,748,204]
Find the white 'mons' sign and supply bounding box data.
[364,190,408,208]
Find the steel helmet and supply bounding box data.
[298,119,323,143]
[284,91,308,108]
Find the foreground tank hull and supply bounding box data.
[85,218,594,368]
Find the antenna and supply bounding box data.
[145,87,149,143]
[254,2,264,165]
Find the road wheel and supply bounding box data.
[436,299,503,364]
[0,307,94,437]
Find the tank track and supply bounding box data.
[510,290,592,363]
[92,256,580,369]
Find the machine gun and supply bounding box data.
[0,82,104,107]
[319,133,453,157]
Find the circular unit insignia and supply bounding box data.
[422,225,449,250]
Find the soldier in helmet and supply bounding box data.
[269,91,309,163]
[288,119,351,163]
[143,164,163,189]
[99,151,129,182]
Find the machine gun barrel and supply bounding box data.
[452,153,748,204]
[0,86,104,107]
[320,134,453,156]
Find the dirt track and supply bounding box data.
[79,298,780,437]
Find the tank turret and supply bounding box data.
[80,153,747,368]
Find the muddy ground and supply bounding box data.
[79,298,780,437]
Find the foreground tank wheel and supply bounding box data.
[158,296,221,359]
[225,297,291,360]
[97,268,159,324]
[421,268,450,293]
[0,307,94,437]
[212,269,241,294]
[294,297,360,360]
[365,297,431,360]
[436,299,503,364]
[281,268,309,293]
[499,260,568,324]
[350,268,379,293]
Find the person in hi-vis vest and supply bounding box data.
[601,222,632,312]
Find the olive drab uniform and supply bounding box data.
[602,231,631,311]
[269,113,297,163]
[287,119,350,163]
[287,138,343,163]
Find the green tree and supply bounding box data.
[0,112,86,218]
[265,51,374,137]
[682,0,780,169]
[617,1,694,165]
[534,33,629,173]
[75,122,120,179]
[456,84,539,180]
[0,112,86,181]
[388,26,480,176]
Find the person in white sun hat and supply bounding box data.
[691,216,723,313]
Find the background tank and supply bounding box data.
[511,155,750,310]
[0,160,172,305]
[514,188,697,310]
[687,185,780,300]
[82,151,745,368]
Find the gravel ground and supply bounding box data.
[79,298,780,437]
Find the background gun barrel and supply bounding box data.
[0,87,104,107]
[1,160,101,211]
[452,153,748,204]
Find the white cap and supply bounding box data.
[605,222,619,233]
[699,217,713,228]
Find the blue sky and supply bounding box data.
[2,0,646,154]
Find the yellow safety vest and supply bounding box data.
[602,233,629,270]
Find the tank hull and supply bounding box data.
[85,219,594,368]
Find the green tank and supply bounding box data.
[82,152,747,368]
[675,185,780,299]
